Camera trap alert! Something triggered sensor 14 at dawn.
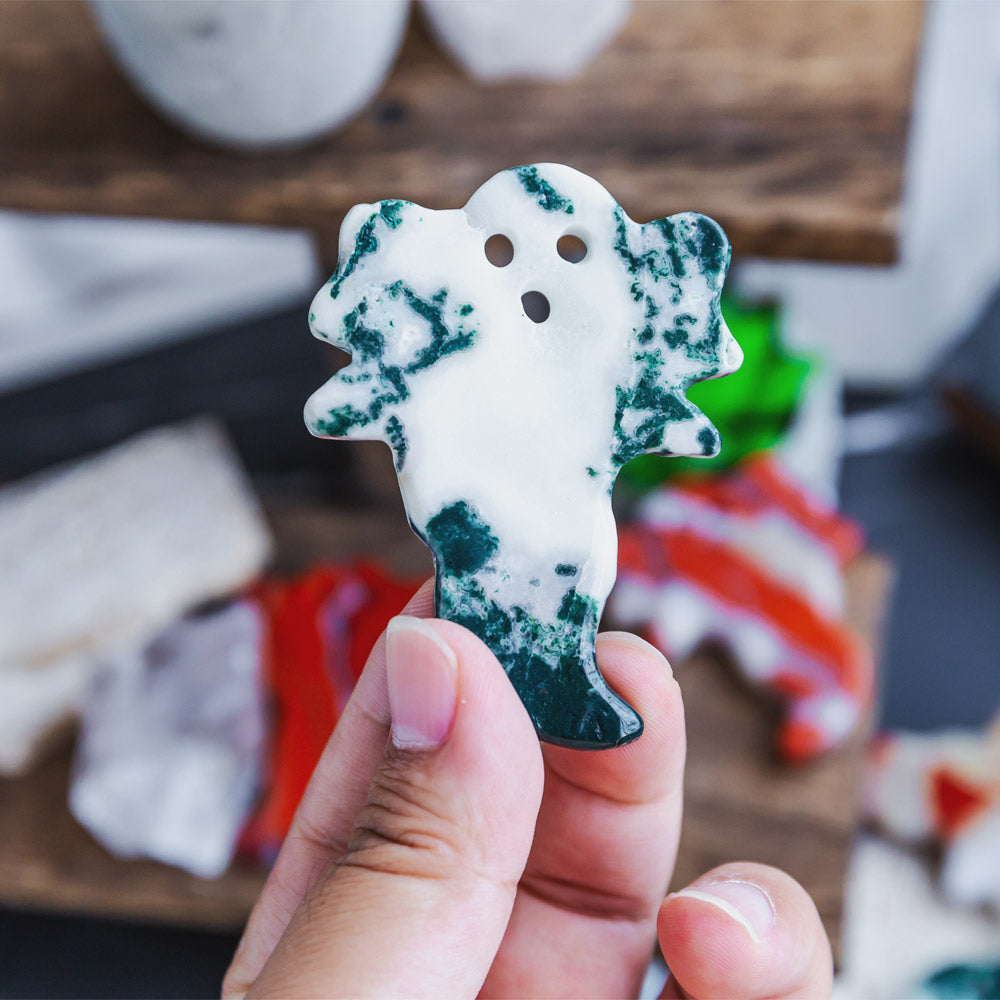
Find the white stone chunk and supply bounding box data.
[90,0,409,149]
[421,0,632,81]
[70,601,265,878]
[0,419,270,662]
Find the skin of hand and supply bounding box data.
[223,580,833,999]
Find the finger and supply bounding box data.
[248,616,545,998]
[658,862,833,1000]
[223,579,435,999]
[482,632,685,1000]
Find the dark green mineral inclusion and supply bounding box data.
[386,282,475,373]
[924,963,1000,1000]
[317,403,369,438]
[608,208,732,468]
[425,501,499,576]
[698,426,719,455]
[425,500,642,749]
[312,179,734,751]
[385,415,407,470]
[317,282,476,441]
[328,199,408,300]
[343,300,384,363]
[612,351,695,467]
[612,207,677,304]
[514,166,575,215]
[651,217,688,281]
[664,314,695,350]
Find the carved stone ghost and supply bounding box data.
[305,163,742,748]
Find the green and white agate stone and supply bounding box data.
[305,163,742,749]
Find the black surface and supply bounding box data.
[840,419,1000,732]
[0,907,239,999]
[0,300,354,498]
[941,283,1000,419]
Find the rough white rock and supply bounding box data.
[0,420,270,774]
[0,419,270,672]
[70,601,265,878]
[421,0,632,81]
[90,0,409,149]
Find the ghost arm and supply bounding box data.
[612,210,742,465]
[303,369,397,441]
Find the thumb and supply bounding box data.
[658,863,833,999]
[247,616,544,999]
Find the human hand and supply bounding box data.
[223,580,832,999]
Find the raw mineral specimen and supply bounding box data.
[305,163,742,748]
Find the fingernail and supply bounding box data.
[386,616,458,750]
[597,631,673,678]
[673,877,777,944]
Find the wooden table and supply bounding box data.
[0,0,909,963]
[0,0,922,266]
[0,495,891,960]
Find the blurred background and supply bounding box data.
[1,1,998,997]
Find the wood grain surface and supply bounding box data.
[0,0,922,266]
[0,498,890,961]
[668,553,891,962]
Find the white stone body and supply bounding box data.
[305,164,741,746]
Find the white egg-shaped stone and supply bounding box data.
[90,0,409,150]
[420,0,632,81]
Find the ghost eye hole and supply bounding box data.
[557,234,588,263]
[485,234,514,267]
[521,291,550,323]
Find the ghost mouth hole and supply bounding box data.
[485,234,514,267]
[557,234,588,263]
[521,291,550,323]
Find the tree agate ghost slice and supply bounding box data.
[305,163,743,749]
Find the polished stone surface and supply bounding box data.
[305,164,740,747]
